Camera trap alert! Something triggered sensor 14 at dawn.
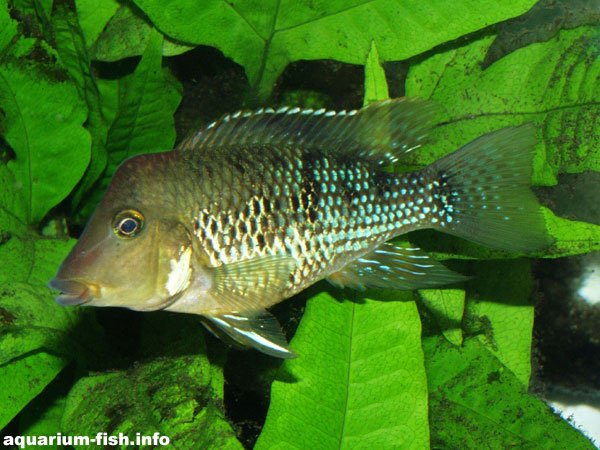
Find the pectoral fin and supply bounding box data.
[327,243,468,291]
[207,254,296,312]
[202,310,297,359]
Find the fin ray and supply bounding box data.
[202,310,297,359]
[327,243,468,290]
[209,255,295,312]
[426,125,552,252]
[178,98,437,166]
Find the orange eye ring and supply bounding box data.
[112,209,144,238]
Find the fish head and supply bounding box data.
[48,152,196,311]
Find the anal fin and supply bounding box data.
[202,310,297,359]
[327,242,468,291]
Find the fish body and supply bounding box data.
[48,99,550,357]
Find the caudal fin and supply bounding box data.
[425,125,551,252]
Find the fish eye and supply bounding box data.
[112,210,144,238]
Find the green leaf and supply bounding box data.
[0,0,17,55]
[104,28,181,176]
[91,2,194,62]
[464,260,534,385]
[406,27,600,183]
[405,26,600,259]
[75,0,121,50]
[541,208,600,258]
[419,288,465,346]
[133,0,537,99]
[72,25,182,222]
[51,3,111,211]
[19,369,71,448]
[424,336,595,449]
[0,2,90,430]
[0,48,90,224]
[62,314,242,450]
[0,232,81,430]
[256,289,429,449]
[363,40,389,105]
[0,353,67,432]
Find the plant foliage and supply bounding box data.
[1,0,598,448]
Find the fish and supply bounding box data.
[48,98,551,358]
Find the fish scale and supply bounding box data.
[186,143,437,299]
[49,98,551,358]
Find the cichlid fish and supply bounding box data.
[48,98,550,358]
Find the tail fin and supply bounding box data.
[425,125,551,252]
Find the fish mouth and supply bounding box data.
[47,278,95,306]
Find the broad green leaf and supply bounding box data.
[419,288,465,346]
[424,336,595,449]
[73,27,182,222]
[541,208,600,258]
[62,314,242,450]
[0,50,90,224]
[406,27,600,183]
[405,27,600,259]
[104,28,181,175]
[363,40,389,105]
[0,0,17,54]
[51,3,111,211]
[483,0,600,69]
[0,2,89,430]
[464,260,534,385]
[0,353,67,432]
[75,0,121,49]
[10,0,53,22]
[0,231,81,430]
[19,370,70,449]
[91,2,194,62]
[133,0,537,99]
[256,290,429,449]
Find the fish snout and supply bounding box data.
[47,278,96,306]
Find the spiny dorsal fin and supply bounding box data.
[327,242,468,291]
[202,310,297,359]
[177,98,437,166]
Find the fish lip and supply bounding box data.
[47,278,94,306]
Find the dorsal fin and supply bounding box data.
[177,98,437,166]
